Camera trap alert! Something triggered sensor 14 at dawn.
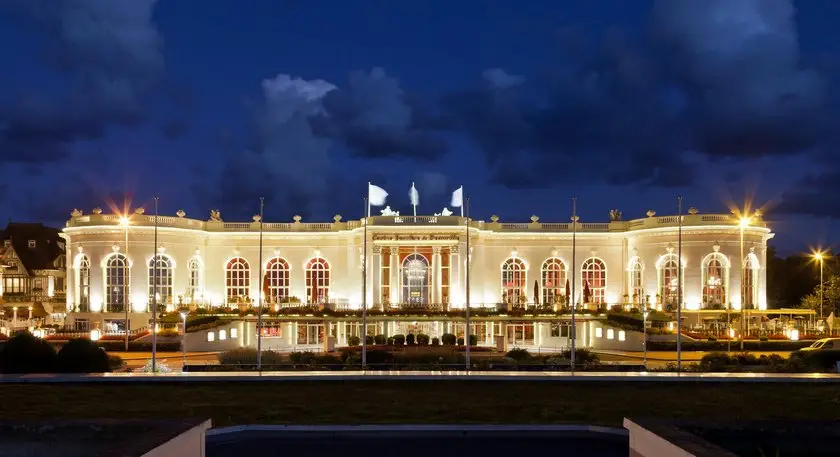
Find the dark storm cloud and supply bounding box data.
[0,0,173,163]
[776,171,840,218]
[441,0,832,190]
[314,68,448,160]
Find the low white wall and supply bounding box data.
[184,321,252,352]
[587,322,645,352]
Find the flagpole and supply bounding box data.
[570,197,577,372]
[362,197,368,369]
[257,197,264,372]
[677,196,683,373]
[152,195,158,372]
[464,196,471,371]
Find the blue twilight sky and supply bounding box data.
[0,0,839,253]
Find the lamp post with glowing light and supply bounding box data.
[120,215,130,351]
[180,310,189,370]
[814,251,825,322]
[739,216,750,351]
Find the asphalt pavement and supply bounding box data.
[206,428,628,457]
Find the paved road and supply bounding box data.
[109,352,220,371]
[596,350,794,369]
[206,429,628,457]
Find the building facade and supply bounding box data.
[0,223,67,324]
[60,207,773,350]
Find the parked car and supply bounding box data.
[798,338,840,352]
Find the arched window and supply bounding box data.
[628,257,643,304]
[657,254,683,307]
[226,257,250,304]
[148,255,174,306]
[402,253,430,305]
[541,258,567,306]
[501,258,527,306]
[702,252,728,308]
[742,253,759,309]
[265,257,290,303]
[78,255,90,312]
[187,257,202,300]
[306,257,330,303]
[581,258,607,304]
[105,253,129,313]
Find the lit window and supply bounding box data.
[618,330,626,341]
[658,253,683,307]
[541,258,567,306]
[581,258,607,304]
[607,329,615,340]
[219,329,227,340]
[187,257,203,300]
[28,240,36,248]
[230,328,238,338]
[105,253,130,313]
[225,257,250,304]
[266,257,290,303]
[629,257,643,304]
[702,252,728,308]
[305,257,330,303]
[207,331,215,342]
[501,258,527,306]
[595,327,603,338]
[148,255,173,306]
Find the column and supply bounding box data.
[372,245,382,308]
[431,246,442,304]
[389,246,400,304]
[450,245,461,307]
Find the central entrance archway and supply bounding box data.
[402,253,430,305]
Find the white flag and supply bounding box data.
[409,182,419,206]
[368,183,388,206]
[451,186,463,207]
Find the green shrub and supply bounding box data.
[469,334,478,346]
[699,352,733,371]
[365,335,374,345]
[0,333,57,373]
[374,334,386,345]
[217,348,284,365]
[108,355,124,371]
[406,333,415,345]
[441,333,456,345]
[416,333,430,345]
[457,337,465,345]
[364,349,395,365]
[505,348,531,361]
[56,338,110,373]
[386,336,395,345]
[348,335,361,346]
[431,337,440,346]
[392,334,406,346]
[789,349,840,372]
[561,348,599,364]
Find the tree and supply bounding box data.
[799,274,840,317]
[56,338,110,373]
[0,333,57,374]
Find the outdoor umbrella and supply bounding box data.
[583,281,591,304]
[533,280,540,306]
[565,279,571,306]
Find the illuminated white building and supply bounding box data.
[60,207,772,349]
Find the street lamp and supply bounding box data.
[813,251,825,323]
[738,215,752,352]
[120,215,130,351]
[180,310,189,371]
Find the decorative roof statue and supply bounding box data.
[434,207,453,217]
[609,209,623,221]
[380,206,399,216]
[209,209,222,222]
[70,209,83,217]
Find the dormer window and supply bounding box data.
[28,240,36,248]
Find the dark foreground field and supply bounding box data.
[2,381,838,426]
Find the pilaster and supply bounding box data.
[450,245,461,307]
[372,245,382,307]
[389,246,400,304]
[431,246,441,304]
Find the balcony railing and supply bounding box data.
[66,212,767,234]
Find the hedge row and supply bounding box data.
[646,340,813,352]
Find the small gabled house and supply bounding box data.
[0,223,66,317]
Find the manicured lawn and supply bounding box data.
[2,381,837,427]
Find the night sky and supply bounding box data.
[0,0,838,253]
